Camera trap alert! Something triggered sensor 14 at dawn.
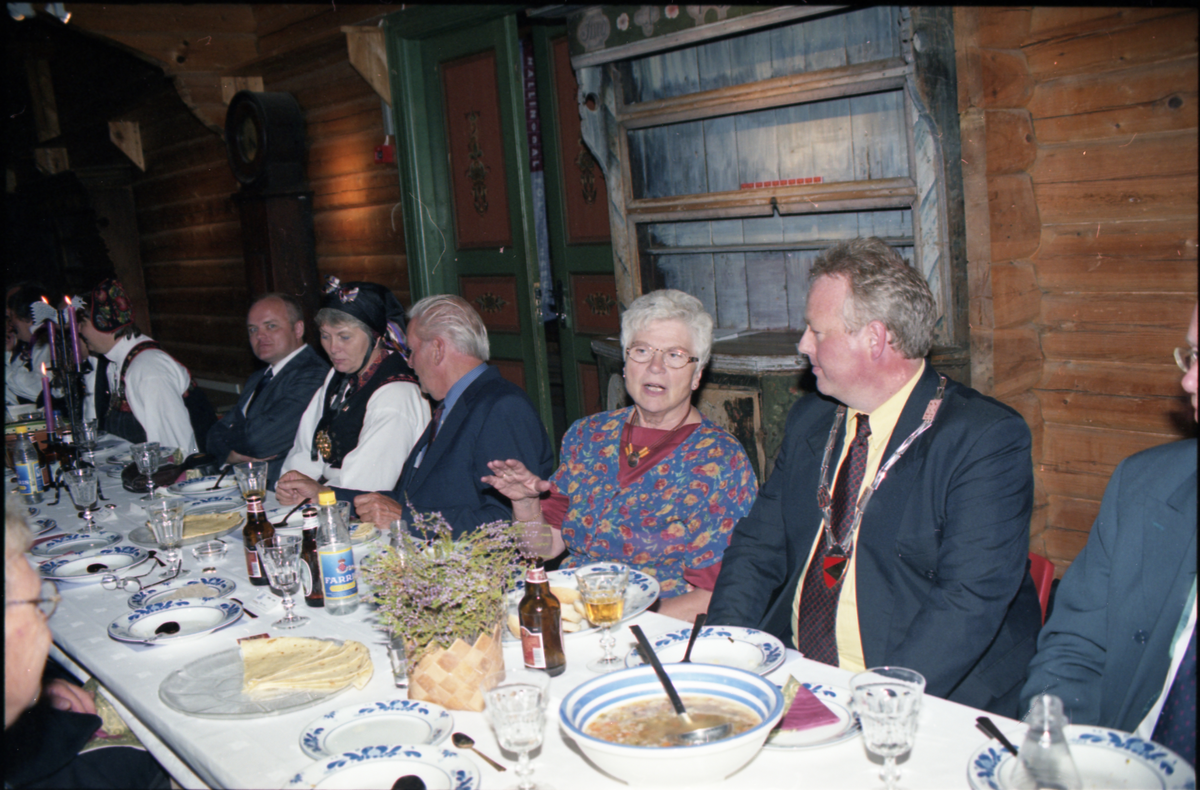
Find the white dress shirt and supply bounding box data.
[102,334,198,455]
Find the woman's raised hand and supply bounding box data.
[483,459,551,503]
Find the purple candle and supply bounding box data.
[42,298,57,367]
[41,363,55,434]
[65,295,81,370]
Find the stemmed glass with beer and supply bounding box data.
[576,565,630,673]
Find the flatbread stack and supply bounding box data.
[183,512,241,539]
[240,637,374,698]
[350,521,375,541]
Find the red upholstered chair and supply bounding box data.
[1028,553,1055,625]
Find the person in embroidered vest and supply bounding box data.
[338,294,555,538]
[1021,303,1197,766]
[706,238,1041,717]
[204,293,329,489]
[274,279,429,501]
[484,289,758,622]
[5,283,55,407]
[77,279,215,456]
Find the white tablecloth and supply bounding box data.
[31,442,1020,790]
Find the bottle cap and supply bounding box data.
[317,489,337,506]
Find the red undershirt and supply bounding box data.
[540,419,723,591]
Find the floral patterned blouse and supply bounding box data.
[550,407,758,598]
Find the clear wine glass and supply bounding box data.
[131,442,161,500]
[63,468,99,534]
[483,668,553,790]
[145,498,188,578]
[257,535,308,629]
[576,565,629,673]
[850,667,926,790]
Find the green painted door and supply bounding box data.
[387,8,552,431]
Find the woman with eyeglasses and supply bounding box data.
[485,289,757,622]
[5,496,170,787]
[276,279,430,504]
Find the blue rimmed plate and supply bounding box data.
[968,724,1195,789]
[108,598,242,645]
[169,475,240,496]
[127,576,236,609]
[32,517,56,535]
[284,745,480,790]
[38,545,149,582]
[502,562,660,642]
[763,681,861,750]
[182,494,244,514]
[623,625,785,676]
[300,699,454,759]
[31,531,122,557]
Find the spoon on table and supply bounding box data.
[681,613,707,663]
[392,776,425,790]
[976,716,1020,757]
[207,467,230,491]
[451,732,506,772]
[629,625,731,745]
[230,597,258,618]
[273,497,311,528]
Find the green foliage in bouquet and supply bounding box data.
[359,510,526,664]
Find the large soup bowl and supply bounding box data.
[559,664,784,787]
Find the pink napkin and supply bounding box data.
[780,684,841,731]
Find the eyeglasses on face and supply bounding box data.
[6,579,60,619]
[625,344,699,369]
[1174,346,1198,374]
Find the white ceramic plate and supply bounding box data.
[763,681,861,750]
[109,599,243,644]
[299,699,454,759]
[284,745,480,790]
[127,576,236,609]
[968,725,1195,790]
[182,495,244,515]
[170,475,240,496]
[502,562,661,642]
[31,531,122,557]
[32,517,58,535]
[623,625,786,676]
[37,546,149,582]
[160,644,355,718]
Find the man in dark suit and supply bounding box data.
[708,238,1041,717]
[205,293,328,488]
[324,294,554,536]
[1021,303,1196,765]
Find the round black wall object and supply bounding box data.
[224,90,307,193]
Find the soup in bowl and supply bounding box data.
[559,664,785,787]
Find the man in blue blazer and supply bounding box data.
[1022,304,1197,764]
[708,238,1041,717]
[205,293,329,488]
[336,295,554,537]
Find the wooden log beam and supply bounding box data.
[107,120,144,170]
[341,26,390,105]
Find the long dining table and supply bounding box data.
[27,438,1025,790]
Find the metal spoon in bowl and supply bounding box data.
[273,497,311,528]
[681,613,707,663]
[976,716,1020,757]
[629,625,731,745]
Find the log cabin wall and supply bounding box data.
[71,5,406,396]
[956,7,1198,575]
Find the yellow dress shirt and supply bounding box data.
[793,361,926,670]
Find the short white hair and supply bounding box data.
[620,289,714,367]
[408,294,490,362]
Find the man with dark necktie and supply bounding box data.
[1022,303,1197,766]
[707,237,1042,717]
[205,293,329,488]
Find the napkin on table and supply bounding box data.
[779,677,841,731]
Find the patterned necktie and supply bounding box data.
[427,404,445,445]
[93,354,112,418]
[794,413,872,665]
[246,368,274,413]
[1152,631,1196,766]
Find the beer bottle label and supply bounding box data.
[521,626,547,669]
[245,548,262,579]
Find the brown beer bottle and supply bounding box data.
[518,563,566,676]
[242,493,275,586]
[299,505,324,607]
